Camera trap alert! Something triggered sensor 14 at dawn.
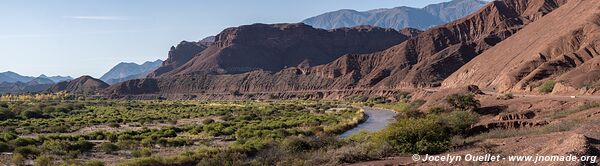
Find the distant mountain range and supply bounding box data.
[302,0,487,30]
[100,60,163,85]
[0,71,72,84]
[0,72,73,94]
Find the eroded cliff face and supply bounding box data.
[106,0,573,99]
[443,0,600,95]
[147,41,208,78]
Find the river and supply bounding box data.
[340,107,397,138]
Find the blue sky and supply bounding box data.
[0,0,452,78]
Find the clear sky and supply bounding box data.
[0,0,452,78]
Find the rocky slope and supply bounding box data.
[303,0,488,30]
[100,60,163,85]
[49,76,109,94]
[106,0,569,99]
[443,0,598,95]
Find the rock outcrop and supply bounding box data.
[147,41,209,77]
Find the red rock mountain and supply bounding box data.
[158,23,416,76]
[106,24,416,95]
[50,76,109,94]
[107,0,577,98]
[443,0,599,95]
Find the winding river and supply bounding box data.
[340,107,397,138]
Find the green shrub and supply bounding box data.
[0,132,17,142]
[11,137,37,147]
[82,160,105,166]
[20,108,43,119]
[12,153,26,166]
[446,93,480,111]
[443,111,480,135]
[377,116,450,154]
[0,107,15,120]
[98,142,119,154]
[0,142,10,152]
[377,111,479,155]
[395,92,412,102]
[504,93,514,99]
[428,107,446,114]
[539,80,556,93]
[14,145,40,157]
[34,155,52,166]
[132,148,152,158]
[281,136,313,153]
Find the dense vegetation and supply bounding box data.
[0,92,482,165]
[0,99,364,165]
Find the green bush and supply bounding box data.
[377,111,479,154]
[20,108,43,119]
[0,132,17,142]
[443,111,480,135]
[82,160,105,166]
[539,80,556,93]
[428,107,446,114]
[0,142,10,152]
[395,92,412,102]
[11,137,37,146]
[98,142,119,154]
[281,136,313,153]
[34,155,52,166]
[14,145,40,157]
[0,107,15,120]
[377,116,450,154]
[132,148,152,158]
[446,93,480,111]
[12,153,26,166]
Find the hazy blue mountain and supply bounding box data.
[423,0,489,22]
[29,77,55,85]
[302,0,487,30]
[100,60,163,85]
[0,77,55,94]
[0,71,34,83]
[38,74,73,83]
[0,71,72,84]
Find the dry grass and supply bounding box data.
[547,102,600,119]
